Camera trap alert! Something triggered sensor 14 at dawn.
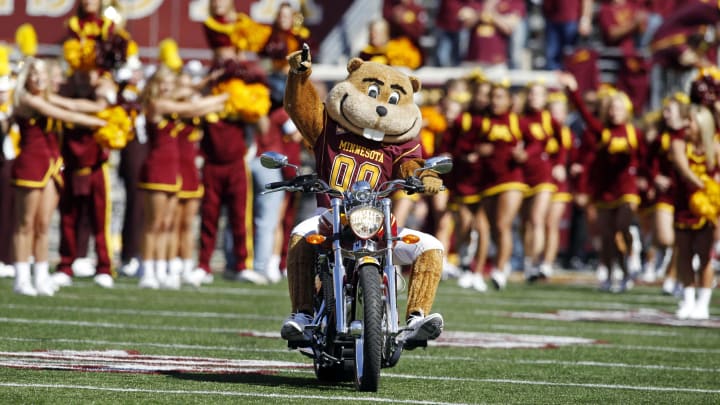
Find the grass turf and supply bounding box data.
[0,275,718,404]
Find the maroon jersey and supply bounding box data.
[12,116,62,189]
[313,116,422,207]
[651,1,720,67]
[674,141,718,229]
[646,128,685,206]
[563,48,600,96]
[138,119,180,191]
[435,0,476,32]
[446,112,484,201]
[62,125,107,169]
[598,1,642,55]
[201,118,247,165]
[177,120,202,198]
[568,89,642,206]
[456,112,525,196]
[383,0,428,42]
[522,109,562,190]
[542,0,583,23]
[465,0,523,65]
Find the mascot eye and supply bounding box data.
[367,85,380,99]
[388,92,400,105]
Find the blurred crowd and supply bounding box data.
[0,0,719,320]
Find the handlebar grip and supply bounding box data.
[265,181,291,190]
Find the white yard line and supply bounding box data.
[382,374,720,394]
[0,382,469,405]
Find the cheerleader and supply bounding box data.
[671,105,718,320]
[560,73,642,292]
[451,78,492,291]
[541,91,574,277]
[136,67,227,289]
[11,58,105,296]
[639,94,690,289]
[457,80,528,289]
[519,82,566,281]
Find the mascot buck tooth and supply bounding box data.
[281,46,446,347]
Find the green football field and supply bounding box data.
[0,273,718,404]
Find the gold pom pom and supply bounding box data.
[63,38,97,71]
[231,14,272,53]
[158,38,182,72]
[385,37,421,69]
[94,106,133,149]
[0,45,10,76]
[15,23,38,57]
[214,79,271,123]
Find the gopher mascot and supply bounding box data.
[281,47,445,348]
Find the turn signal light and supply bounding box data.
[401,234,420,244]
[306,234,327,245]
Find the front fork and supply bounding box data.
[331,198,347,335]
[382,198,399,334]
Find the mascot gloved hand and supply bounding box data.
[282,46,445,346]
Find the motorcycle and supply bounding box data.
[260,151,452,392]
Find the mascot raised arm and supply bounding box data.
[280,46,445,348]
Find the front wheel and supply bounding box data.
[354,265,383,392]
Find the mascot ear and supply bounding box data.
[409,75,421,93]
[347,58,364,73]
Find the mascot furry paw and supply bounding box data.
[283,47,444,337]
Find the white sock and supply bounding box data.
[683,287,697,305]
[14,262,31,285]
[142,260,155,278]
[169,258,183,276]
[34,261,49,279]
[657,247,673,277]
[697,288,713,309]
[156,260,168,281]
[182,258,194,275]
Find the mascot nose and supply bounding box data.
[376,106,388,117]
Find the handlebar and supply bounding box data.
[263,174,437,197]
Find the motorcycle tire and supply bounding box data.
[354,264,383,392]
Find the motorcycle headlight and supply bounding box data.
[348,207,384,239]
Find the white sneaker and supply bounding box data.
[676,300,695,319]
[237,269,268,285]
[280,312,313,341]
[34,276,55,297]
[0,264,15,278]
[403,312,444,343]
[14,281,37,296]
[120,258,140,277]
[689,304,710,320]
[182,268,206,288]
[641,264,657,283]
[490,269,507,290]
[160,274,181,290]
[138,270,159,289]
[51,272,73,288]
[662,278,676,295]
[538,263,553,279]
[596,265,609,283]
[72,257,96,278]
[471,273,487,292]
[93,274,114,289]
[264,266,283,284]
[201,272,214,285]
[458,272,474,289]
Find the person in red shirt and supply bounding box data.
[670,104,718,320]
[519,82,568,281]
[461,0,522,69]
[200,0,272,284]
[11,58,106,296]
[560,73,643,292]
[136,67,227,290]
[541,91,574,278]
[542,0,593,70]
[433,0,471,66]
[456,80,528,289]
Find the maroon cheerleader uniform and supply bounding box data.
[12,116,62,189]
[674,142,718,230]
[138,119,181,193]
[176,119,203,200]
[547,125,573,203]
[522,109,562,196]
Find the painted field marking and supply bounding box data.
[2,336,720,373]
[0,318,601,349]
[0,350,311,374]
[511,309,720,329]
[0,382,467,405]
